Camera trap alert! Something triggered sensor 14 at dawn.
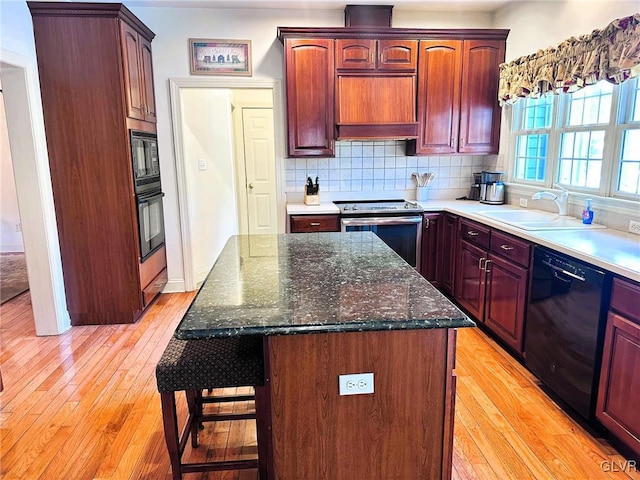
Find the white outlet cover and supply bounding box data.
[339,373,374,396]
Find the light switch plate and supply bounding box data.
[339,373,374,396]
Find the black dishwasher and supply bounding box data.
[525,246,611,421]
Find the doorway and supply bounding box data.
[0,54,69,335]
[231,90,278,236]
[169,78,285,291]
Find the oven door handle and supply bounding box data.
[137,191,165,204]
[341,216,422,227]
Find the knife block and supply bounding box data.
[304,192,320,205]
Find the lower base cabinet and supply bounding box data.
[597,277,640,459]
[289,214,340,233]
[454,219,530,356]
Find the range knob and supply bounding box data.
[352,205,358,210]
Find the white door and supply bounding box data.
[238,108,278,235]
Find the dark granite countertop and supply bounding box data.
[174,232,474,339]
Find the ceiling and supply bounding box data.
[123,0,542,12]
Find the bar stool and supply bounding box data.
[155,335,265,480]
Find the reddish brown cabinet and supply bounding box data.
[279,27,508,156]
[454,219,531,355]
[29,2,166,325]
[459,40,505,154]
[455,222,489,321]
[290,214,340,233]
[420,213,442,287]
[336,39,417,71]
[441,213,458,296]
[409,38,506,155]
[120,22,156,123]
[597,278,640,458]
[483,231,531,353]
[283,38,335,157]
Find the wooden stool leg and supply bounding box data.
[186,390,200,448]
[160,392,183,480]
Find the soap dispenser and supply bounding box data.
[582,198,594,224]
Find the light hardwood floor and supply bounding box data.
[1,292,638,480]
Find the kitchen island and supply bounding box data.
[175,232,472,480]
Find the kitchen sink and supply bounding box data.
[476,209,607,230]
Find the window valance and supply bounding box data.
[498,13,640,105]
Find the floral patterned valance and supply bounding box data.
[499,13,640,105]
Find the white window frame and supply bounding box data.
[507,77,640,202]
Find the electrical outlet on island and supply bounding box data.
[519,198,528,208]
[629,220,640,235]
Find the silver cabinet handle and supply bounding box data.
[500,244,514,251]
[478,257,485,270]
[484,259,492,272]
[309,222,320,226]
[424,218,430,229]
[248,183,254,189]
[467,230,479,236]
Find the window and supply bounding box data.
[510,78,640,199]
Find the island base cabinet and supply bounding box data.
[263,329,457,480]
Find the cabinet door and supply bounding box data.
[285,39,335,157]
[597,312,640,458]
[484,254,528,354]
[336,39,375,70]
[377,39,417,72]
[121,22,145,121]
[459,40,505,154]
[140,36,156,123]
[420,213,442,286]
[441,213,458,295]
[454,240,487,321]
[413,40,462,155]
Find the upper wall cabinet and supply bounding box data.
[284,38,335,157]
[278,28,508,157]
[121,22,157,123]
[408,38,506,155]
[336,39,417,72]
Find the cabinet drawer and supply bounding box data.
[290,215,340,233]
[142,267,167,307]
[459,219,490,250]
[610,277,640,324]
[490,230,531,268]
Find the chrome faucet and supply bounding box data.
[531,186,569,215]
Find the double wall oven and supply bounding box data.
[335,200,423,269]
[131,130,165,261]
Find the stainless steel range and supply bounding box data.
[335,200,424,269]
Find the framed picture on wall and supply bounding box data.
[189,39,252,76]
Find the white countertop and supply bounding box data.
[286,203,340,215]
[286,201,640,283]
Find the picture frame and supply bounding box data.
[189,38,252,76]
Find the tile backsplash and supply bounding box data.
[285,140,492,201]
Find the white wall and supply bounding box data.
[494,1,640,61]
[179,88,238,283]
[0,90,24,253]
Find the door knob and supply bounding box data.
[248,183,254,189]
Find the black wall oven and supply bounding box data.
[130,130,165,261]
[131,130,161,195]
[137,191,165,261]
[335,200,423,269]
